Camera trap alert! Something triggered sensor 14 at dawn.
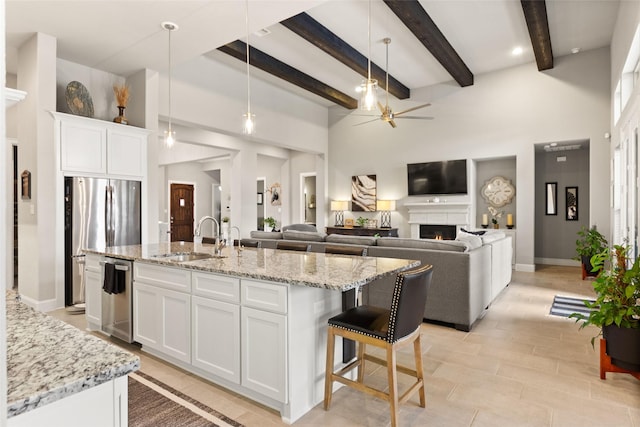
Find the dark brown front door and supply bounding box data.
[170,183,194,242]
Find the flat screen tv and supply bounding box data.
[407,159,468,195]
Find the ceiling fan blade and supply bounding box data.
[394,103,431,116]
[353,118,381,127]
[395,116,434,120]
[388,119,397,128]
[377,101,386,114]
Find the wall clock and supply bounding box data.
[481,176,515,208]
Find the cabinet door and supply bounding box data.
[84,254,103,330]
[60,120,107,174]
[159,288,191,363]
[132,282,160,350]
[192,296,240,383]
[107,129,146,177]
[241,307,287,402]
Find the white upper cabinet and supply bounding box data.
[53,112,150,178]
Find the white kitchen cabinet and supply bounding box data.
[134,263,191,363]
[53,112,149,178]
[60,118,107,174]
[192,296,240,383]
[241,306,287,402]
[84,254,104,331]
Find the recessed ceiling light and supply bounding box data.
[512,46,523,56]
[571,47,581,54]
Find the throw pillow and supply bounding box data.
[455,233,483,250]
[460,228,486,236]
[282,230,326,242]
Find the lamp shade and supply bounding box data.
[331,200,349,211]
[376,200,396,211]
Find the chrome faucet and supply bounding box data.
[195,216,225,255]
[230,226,242,255]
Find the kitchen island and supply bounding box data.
[6,290,139,427]
[85,242,419,423]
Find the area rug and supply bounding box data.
[129,371,245,427]
[549,295,596,318]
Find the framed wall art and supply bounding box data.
[545,182,557,215]
[566,186,578,221]
[257,192,263,205]
[21,170,31,200]
[351,174,376,212]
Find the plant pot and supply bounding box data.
[581,255,599,277]
[603,325,640,372]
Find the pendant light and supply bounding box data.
[359,0,378,111]
[243,0,255,135]
[162,21,178,147]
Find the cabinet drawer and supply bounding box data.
[241,280,287,314]
[193,272,240,303]
[134,262,191,292]
[84,254,103,273]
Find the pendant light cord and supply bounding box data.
[367,0,372,82]
[168,26,172,131]
[245,0,251,116]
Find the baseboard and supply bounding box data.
[19,294,59,312]
[515,263,536,272]
[535,257,580,267]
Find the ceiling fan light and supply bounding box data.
[359,79,378,111]
[243,113,255,135]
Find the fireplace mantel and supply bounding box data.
[405,202,471,239]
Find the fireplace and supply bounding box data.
[420,224,457,240]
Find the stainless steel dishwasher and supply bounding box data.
[101,258,133,343]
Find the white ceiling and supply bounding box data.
[6,0,620,108]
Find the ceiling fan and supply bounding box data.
[356,38,433,128]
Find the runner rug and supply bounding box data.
[129,371,245,427]
[549,295,596,318]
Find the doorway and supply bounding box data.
[300,173,316,225]
[170,183,195,242]
[257,178,265,230]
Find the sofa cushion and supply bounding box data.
[250,231,283,240]
[326,234,378,246]
[456,231,483,250]
[480,231,506,244]
[377,237,469,252]
[282,224,318,232]
[283,230,326,242]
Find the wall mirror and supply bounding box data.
[545,182,557,215]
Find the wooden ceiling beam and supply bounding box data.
[218,40,358,110]
[281,12,410,100]
[383,0,473,87]
[521,0,554,71]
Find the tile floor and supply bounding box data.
[50,265,640,426]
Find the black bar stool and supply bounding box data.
[324,264,433,427]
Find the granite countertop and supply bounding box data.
[85,242,420,292]
[6,290,140,418]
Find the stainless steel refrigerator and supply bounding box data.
[64,177,141,307]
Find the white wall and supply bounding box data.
[329,47,611,270]
[1,0,8,421]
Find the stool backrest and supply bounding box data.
[276,241,310,252]
[387,265,433,343]
[324,245,366,256]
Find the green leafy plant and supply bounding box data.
[574,226,608,260]
[356,217,367,227]
[264,216,277,229]
[570,244,640,347]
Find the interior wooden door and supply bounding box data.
[170,183,194,242]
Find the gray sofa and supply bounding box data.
[241,226,512,331]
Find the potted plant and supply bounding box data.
[574,226,608,278]
[570,244,640,372]
[355,217,367,228]
[264,216,277,232]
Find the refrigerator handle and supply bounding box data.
[106,185,114,246]
[110,185,116,246]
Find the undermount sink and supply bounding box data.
[152,252,224,262]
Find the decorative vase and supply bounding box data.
[113,106,128,125]
[493,223,499,229]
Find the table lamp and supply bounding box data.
[376,200,396,228]
[330,200,349,226]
